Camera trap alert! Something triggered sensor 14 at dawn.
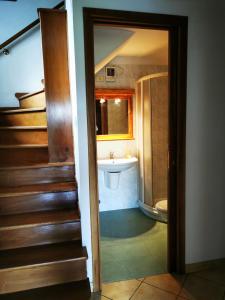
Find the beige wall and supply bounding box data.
[95,56,168,159]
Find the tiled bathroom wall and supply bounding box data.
[96,56,167,160]
[96,56,168,211]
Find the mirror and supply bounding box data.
[95,89,134,140]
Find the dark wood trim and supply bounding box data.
[17,90,44,101]
[15,93,28,100]
[39,9,74,163]
[95,88,134,141]
[83,10,101,292]
[83,7,188,290]
[0,107,18,111]
[0,1,64,51]
[95,88,135,97]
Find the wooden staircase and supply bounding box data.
[0,91,48,166]
[0,91,88,295]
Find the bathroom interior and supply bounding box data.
[94,25,169,283]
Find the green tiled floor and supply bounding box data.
[100,208,167,283]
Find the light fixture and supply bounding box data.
[115,98,121,104]
[100,98,105,104]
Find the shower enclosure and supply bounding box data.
[136,72,168,222]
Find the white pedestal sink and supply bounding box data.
[97,157,138,189]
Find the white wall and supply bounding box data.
[0,0,59,107]
[66,0,225,287]
[0,0,59,44]
[0,29,44,107]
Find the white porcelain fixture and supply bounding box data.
[155,199,168,223]
[97,157,138,190]
[155,199,167,213]
[97,157,138,173]
[98,157,139,210]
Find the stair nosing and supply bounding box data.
[0,107,46,114]
[0,256,86,272]
[0,126,47,130]
[0,144,48,149]
[0,161,74,170]
[18,89,44,100]
[0,242,87,271]
[0,182,77,198]
[0,219,79,231]
[0,210,80,231]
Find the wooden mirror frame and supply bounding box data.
[95,88,134,141]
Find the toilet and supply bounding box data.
[155,199,168,222]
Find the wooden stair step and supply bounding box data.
[0,162,75,187]
[0,190,77,215]
[0,209,81,250]
[0,107,19,111]
[0,180,78,215]
[0,161,74,170]
[0,144,48,149]
[0,126,47,129]
[0,209,80,230]
[17,90,46,109]
[0,181,77,197]
[0,242,87,294]
[0,126,48,145]
[1,280,91,300]
[0,107,47,126]
[0,107,46,114]
[0,145,48,166]
[0,240,86,270]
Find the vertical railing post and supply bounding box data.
[39,9,74,162]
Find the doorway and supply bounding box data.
[83,8,188,292]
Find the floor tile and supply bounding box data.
[131,282,177,299]
[102,279,141,300]
[195,265,225,286]
[179,274,225,300]
[143,273,186,295]
[136,278,144,281]
[91,294,111,300]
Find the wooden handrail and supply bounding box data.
[0,1,64,51]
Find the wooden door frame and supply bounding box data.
[83,7,188,292]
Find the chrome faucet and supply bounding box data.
[109,152,115,159]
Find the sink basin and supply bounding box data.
[97,157,138,172]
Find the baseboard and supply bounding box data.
[186,257,225,273]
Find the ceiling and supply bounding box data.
[115,27,168,61]
[94,26,168,73]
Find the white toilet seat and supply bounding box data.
[155,200,167,213]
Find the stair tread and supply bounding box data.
[0,209,79,230]
[0,182,77,197]
[0,144,48,149]
[18,89,44,100]
[0,107,19,111]
[0,161,74,170]
[0,240,86,270]
[0,126,47,130]
[0,107,46,114]
[1,279,90,299]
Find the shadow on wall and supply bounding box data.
[100,208,156,238]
